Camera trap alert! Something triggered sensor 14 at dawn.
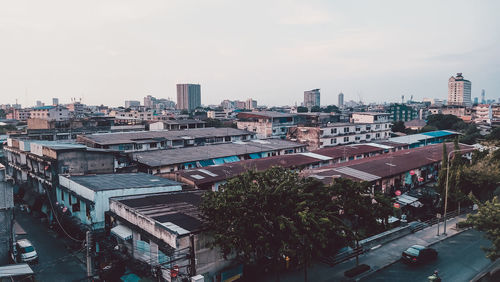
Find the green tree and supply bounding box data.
[322,105,339,113]
[437,142,448,199]
[310,106,321,112]
[426,114,465,130]
[297,106,308,113]
[200,167,347,281]
[465,196,500,261]
[391,121,406,133]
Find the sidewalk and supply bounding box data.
[261,215,469,282]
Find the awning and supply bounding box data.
[213,158,225,165]
[249,153,261,159]
[199,159,215,167]
[223,156,240,163]
[111,224,132,241]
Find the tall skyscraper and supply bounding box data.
[176,84,201,111]
[52,98,59,106]
[304,89,320,108]
[338,92,344,108]
[144,95,154,108]
[447,73,471,107]
[481,89,485,104]
[245,98,257,110]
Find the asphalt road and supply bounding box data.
[15,209,87,282]
[361,229,492,282]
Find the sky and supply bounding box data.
[1,0,499,107]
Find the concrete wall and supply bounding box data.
[0,168,14,265]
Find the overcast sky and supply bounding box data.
[1,0,499,107]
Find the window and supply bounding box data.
[68,194,72,205]
[344,127,350,133]
[366,134,371,139]
[344,137,349,142]
[86,203,91,219]
[331,128,337,134]
[355,136,361,141]
[61,189,64,201]
[331,138,336,144]
[150,143,157,148]
[72,198,80,212]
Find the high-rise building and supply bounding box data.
[304,89,320,109]
[448,73,471,107]
[245,98,257,110]
[338,92,344,108]
[473,97,479,105]
[52,98,59,106]
[481,89,485,104]
[176,84,201,111]
[36,100,43,107]
[125,100,141,108]
[144,95,154,108]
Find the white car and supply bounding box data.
[12,239,38,264]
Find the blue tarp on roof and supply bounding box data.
[249,153,262,159]
[213,158,225,165]
[223,156,240,163]
[199,159,215,167]
[421,131,455,138]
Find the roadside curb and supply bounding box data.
[354,221,470,281]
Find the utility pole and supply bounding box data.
[189,234,196,277]
[86,231,94,281]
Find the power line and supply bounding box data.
[45,188,84,242]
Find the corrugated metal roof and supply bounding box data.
[63,173,181,191]
[332,167,381,181]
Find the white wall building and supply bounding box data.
[30,106,69,121]
[448,73,472,107]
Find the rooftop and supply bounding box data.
[352,112,391,116]
[63,173,181,191]
[389,130,458,144]
[78,127,255,145]
[237,111,295,118]
[133,139,305,167]
[154,119,206,125]
[303,143,474,184]
[112,190,204,233]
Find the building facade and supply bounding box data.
[236,111,297,138]
[338,92,344,108]
[30,106,70,121]
[304,89,320,109]
[390,104,418,122]
[176,84,201,111]
[448,73,472,107]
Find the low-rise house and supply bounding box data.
[132,139,306,174]
[288,122,391,150]
[351,112,391,124]
[30,106,69,121]
[4,139,115,218]
[108,190,240,281]
[388,130,459,148]
[77,128,256,152]
[57,173,182,230]
[404,119,426,131]
[149,120,206,131]
[302,143,474,194]
[237,111,297,138]
[164,142,408,190]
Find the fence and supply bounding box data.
[320,206,473,267]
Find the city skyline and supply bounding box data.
[1,1,499,107]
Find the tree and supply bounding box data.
[297,106,308,113]
[200,167,347,281]
[437,142,448,200]
[322,105,339,113]
[426,114,465,130]
[310,106,321,112]
[465,196,500,261]
[391,121,406,133]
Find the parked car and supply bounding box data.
[11,239,38,264]
[401,245,437,264]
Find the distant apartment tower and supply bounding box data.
[52,98,59,106]
[338,92,344,108]
[304,89,320,109]
[481,89,485,104]
[144,95,154,108]
[176,84,201,111]
[448,73,471,107]
[245,98,257,110]
[125,100,141,108]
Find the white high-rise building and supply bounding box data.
[448,73,471,107]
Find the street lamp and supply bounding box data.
[442,148,474,235]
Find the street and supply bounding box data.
[360,229,492,282]
[14,209,87,282]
